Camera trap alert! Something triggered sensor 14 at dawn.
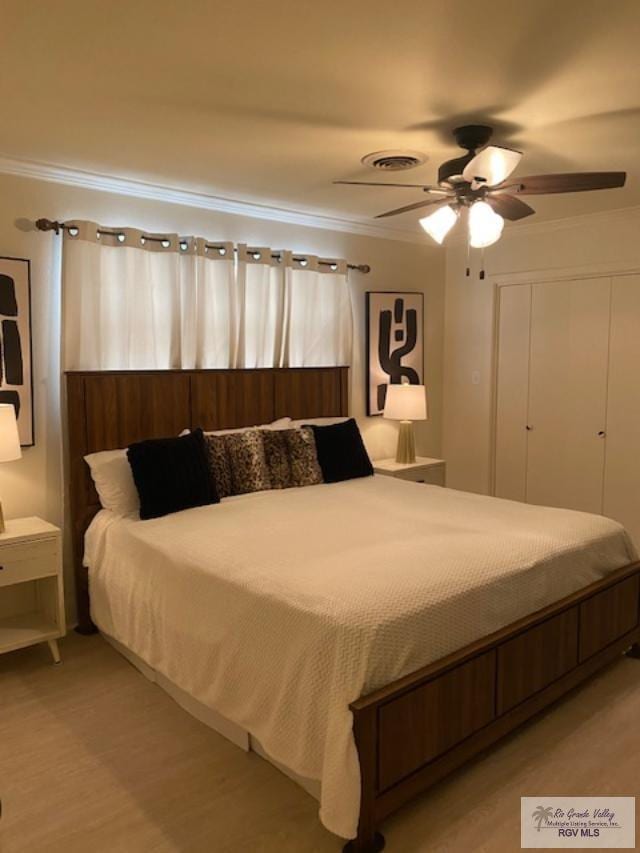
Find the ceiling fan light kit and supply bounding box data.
[336,124,627,275]
[463,144,522,189]
[419,204,458,244]
[468,200,504,248]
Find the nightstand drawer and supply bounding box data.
[397,465,445,485]
[420,466,445,486]
[0,539,59,587]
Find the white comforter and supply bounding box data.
[85,476,636,839]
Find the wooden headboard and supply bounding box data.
[66,367,349,632]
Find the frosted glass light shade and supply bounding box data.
[419,205,457,244]
[383,384,427,421]
[468,201,504,248]
[0,404,22,462]
[462,145,522,188]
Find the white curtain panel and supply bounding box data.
[63,226,179,369]
[189,239,236,368]
[282,253,352,367]
[235,244,286,368]
[62,223,352,370]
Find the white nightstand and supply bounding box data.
[373,456,446,486]
[0,517,64,664]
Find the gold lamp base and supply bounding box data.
[395,420,416,464]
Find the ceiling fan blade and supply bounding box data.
[333,180,451,194]
[462,145,522,188]
[486,193,536,221]
[375,198,450,219]
[507,172,626,195]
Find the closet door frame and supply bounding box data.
[489,261,640,498]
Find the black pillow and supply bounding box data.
[127,428,219,520]
[307,418,373,483]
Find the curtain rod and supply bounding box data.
[35,218,371,273]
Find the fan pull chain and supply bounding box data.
[465,240,470,277]
[479,247,486,280]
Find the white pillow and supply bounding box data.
[290,416,349,428]
[84,449,139,517]
[182,417,293,437]
[210,416,292,436]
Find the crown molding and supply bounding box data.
[499,201,640,239]
[0,154,430,246]
[9,152,633,249]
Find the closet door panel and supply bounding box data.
[526,278,610,513]
[603,275,640,547]
[494,285,531,500]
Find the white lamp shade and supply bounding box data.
[462,145,522,188]
[468,200,504,248]
[383,384,428,421]
[0,404,22,462]
[419,205,457,244]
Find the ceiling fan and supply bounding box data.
[335,125,626,258]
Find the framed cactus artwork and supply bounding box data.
[366,291,424,416]
[0,257,33,446]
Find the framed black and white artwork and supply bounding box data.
[366,291,424,416]
[0,257,33,446]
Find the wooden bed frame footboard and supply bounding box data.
[345,561,640,852]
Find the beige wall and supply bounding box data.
[443,207,640,494]
[0,172,444,619]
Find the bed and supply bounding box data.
[67,368,640,852]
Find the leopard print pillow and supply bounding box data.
[260,430,293,489]
[285,427,323,487]
[260,428,323,489]
[206,427,320,497]
[203,434,233,499]
[224,429,272,495]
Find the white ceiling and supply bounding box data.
[3,0,640,236]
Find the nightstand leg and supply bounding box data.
[47,639,61,665]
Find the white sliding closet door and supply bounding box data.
[603,275,640,547]
[526,278,610,513]
[495,285,531,501]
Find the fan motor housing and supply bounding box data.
[438,152,475,186]
[453,124,493,151]
[438,124,494,186]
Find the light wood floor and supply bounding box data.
[1,634,639,853]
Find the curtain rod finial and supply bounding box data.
[36,218,63,234]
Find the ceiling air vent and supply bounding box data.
[361,150,427,171]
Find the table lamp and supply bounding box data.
[0,404,22,532]
[383,381,427,464]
